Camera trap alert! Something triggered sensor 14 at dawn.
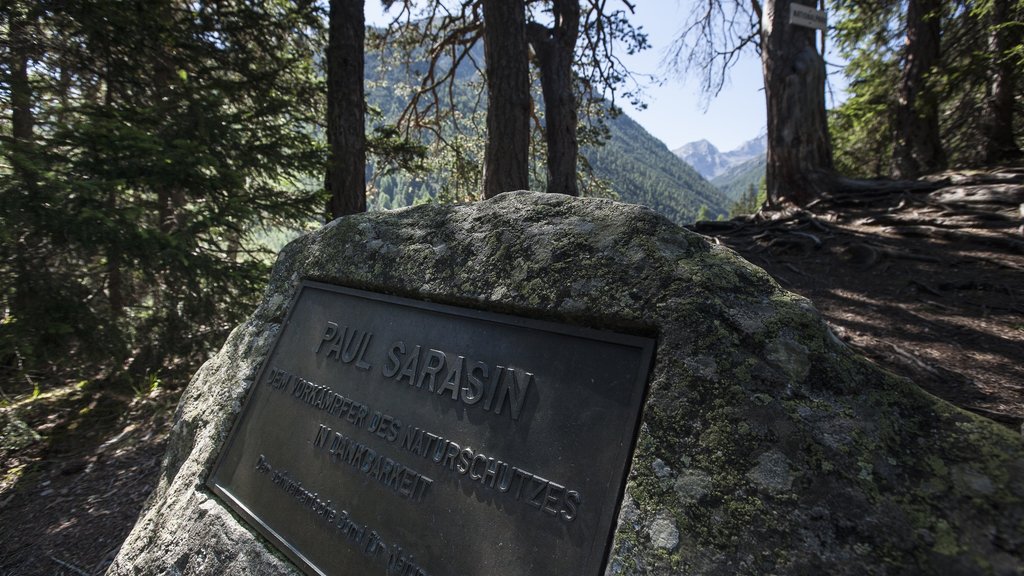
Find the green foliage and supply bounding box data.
[367,125,429,180]
[132,371,162,398]
[695,204,710,222]
[829,0,1023,174]
[711,155,767,202]
[0,0,325,387]
[727,182,765,218]
[583,113,729,223]
[0,1,729,395]
[829,0,905,176]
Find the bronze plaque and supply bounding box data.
[208,282,654,576]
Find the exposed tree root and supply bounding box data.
[687,166,1024,430]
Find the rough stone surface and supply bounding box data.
[648,514,680,552]
[109,192,1024,575]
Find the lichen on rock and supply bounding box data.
[109,192,1024,575]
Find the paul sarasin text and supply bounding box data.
[314,321,534,421]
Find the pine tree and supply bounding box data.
[831,0,1023,174]
[0,0,326,381]
[982,0,1023,163]
[892,0,946,177]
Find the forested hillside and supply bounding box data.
[674,135,767,204]
[583,113,727,222]
[363,44,727,222]
[711,155,767,201]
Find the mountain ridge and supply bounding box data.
[674,134,767,201]
[673,134,766,180]
[711,155,767,201]
[584,114,728,223]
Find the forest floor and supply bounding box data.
[0,167,1022,575]
[693,165,1024,429]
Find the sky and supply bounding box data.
[364,1,849,154]
[615,2,769,153]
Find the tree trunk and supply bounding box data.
[7,0,39,350]
[106,188,125,320]
[8,1,36,184]
[325,0,366,219]
[760,0,835,206]
[481,0,531,199]
[893,0,945,178]
[526,0,580,196]
[983,0,1022,164]
[101,64,125,322]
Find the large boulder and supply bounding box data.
[109,192,1023,575]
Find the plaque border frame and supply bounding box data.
[207,280,656,576]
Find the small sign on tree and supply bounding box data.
[790,3,827,30]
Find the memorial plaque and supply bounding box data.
[208,282,655,576]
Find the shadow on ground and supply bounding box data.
[0,381,175,576]
[693,167,1024,426]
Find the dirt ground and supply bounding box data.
[1,167,1022,575]
[0,383,177,575]
[693,166,1024,428]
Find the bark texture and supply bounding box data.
[326,0,367,219]
[8,0,36,182]
[760,0,834,206]
[9,7,34,146]
[983,0,1022,164]
[481,0,531,199]
[526,0,581,197]
[893,0,946,178]
[6,1,39,341]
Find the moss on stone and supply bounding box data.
[109,193,1024,576]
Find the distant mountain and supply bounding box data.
[673,134,766,180]
[672,140,728,179]
[711,155,767,201]
[585,115,729,223]
[729,134,768,160]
